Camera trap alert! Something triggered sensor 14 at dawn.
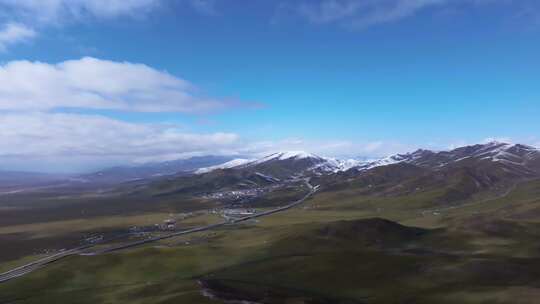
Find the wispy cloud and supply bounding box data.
[0,22,36,51]
[0,0,162,24]
[188,0,219,16]
[277,0,538,30]
[0,0,162,50]
[0,57,257,113]
[279,0,447,30]
[239,138,415,159]
[0,0,224,51]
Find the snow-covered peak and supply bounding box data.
[340,155,407,172]
[333,158,368,171]
[248,151,323,166]
[278,151,318,160]
[313,158,371,173]
[269,151,321,161]
[506,143,538,153]
[475,141,511,154]
[477,143,539,164]
[195,158,255,174]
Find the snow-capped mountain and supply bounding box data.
[196,151,367,177]
[234,151,329,179]
[371,142,540,172]
[245,151,325,166]
[195,151,340,180]
[142,142,540,205]
[194,142,540,180]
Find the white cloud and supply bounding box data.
[0,22,36,51]
[0,0,161,24]
[0,56,258,172]
[0,112,240,171]
[0,57,248,113]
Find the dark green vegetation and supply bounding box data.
[2,143,540,303]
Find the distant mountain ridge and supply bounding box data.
[374,142,540,175]
[132,141,539,214]
[195,151,366,177]
[195,142,540,178]
[184,142,540,204]
[0,156,238,191]
[2,142,538,198]
[78,155,237,183]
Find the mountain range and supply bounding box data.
[0,156,235,191]
[78,155,235,183]
[154,141,540,206]
[195,141,540,179]
[2,142,539,200]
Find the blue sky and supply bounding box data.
[0,0,539,172]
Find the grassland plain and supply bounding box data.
[2,179,540,303]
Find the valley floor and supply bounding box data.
[1,179,540,303]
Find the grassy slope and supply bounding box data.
[0,179,308,265]
[1,179,540,303]
[200,218,540,304]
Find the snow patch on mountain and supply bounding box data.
[277,151,317,160]
[247,151,323,166]
[472,142,538,165]
[196,158,255,174]
[311,158,370,173]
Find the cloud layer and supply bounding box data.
[0,112,241,171]
[0,57,259,172]
[0,112,238,157]
[0,57,239,113]
[0,111,416,172]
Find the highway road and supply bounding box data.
[0,181,318,283]
[92,180,318,254]
[0,231,135,283]
[0,244,92,283]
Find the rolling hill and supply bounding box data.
[2,142,540,304]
